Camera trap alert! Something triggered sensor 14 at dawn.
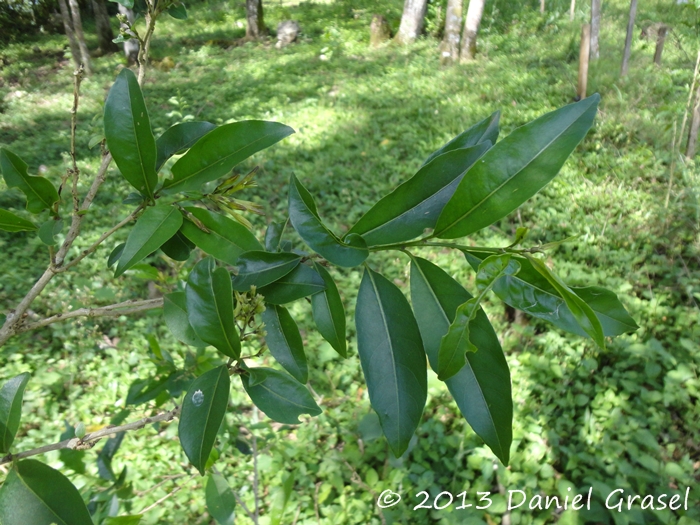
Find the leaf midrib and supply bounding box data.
[125,77,154,201]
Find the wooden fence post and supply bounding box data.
[578,24,591,100]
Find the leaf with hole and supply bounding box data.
[262,304,307,383]
[310,263,347,357]
[0,372,30,453]
[0,149,59,214]
[241,368,321,424]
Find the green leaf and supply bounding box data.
[288,174,368,267]
[179,366,230,475]
[109,0,134,8]
[163,121,294,193]
[0,459,93,525]
[264,220,286,252]
[180,207,262,265]
[115,205,183,277]
[524,255,606,349]
[435,95,600,238]
[163,292,208,347]
[104,516,143,524]
[37,218,63,246]
[108,243,126,268]
[0,149,59,214]
[355,268,427,457]
[231,251,301,291]
[206,473,236,525]
[257,263,325,304]
[104,68,158,200]
[421,111,500,166]
[155,121,215,172]
[167,2,187,19]
[0,372,30,453]
[97,431,125,481]
[463,251,637,336]
[160,230,195,261]
[347,143,490,246]
[261,304,307,383]
[0,209,36,232]
[241,368,321,424]
[126,373,179,406]
[186,257,240,359]
[409,256,511,464]
[310,263,347,357]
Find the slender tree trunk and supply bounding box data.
[439,0,463,64]
[590,0,601,60]
[578,24,591,99]
[540,0,545,15]
[686,84,700,158]
[57,0,82,70]
[620,0,637,76]
[246,0,266,39]
[394,0,428,45]
[460,0,485,62]
[654,25,667,65]
[67,0,92,74]
[118,4,139,65]
[92,0,118,55]
[570,0,576,21]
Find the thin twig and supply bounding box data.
[252,408,260,525]
[135,474,187,497]
[70,66,84,214]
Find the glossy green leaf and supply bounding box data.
[206,473,236,525]
[107,243,126,268]
[264,220,286,252]
[160,230,195,261]
[0,459,93,525]
[231,251,301,291]
[0,209,36,232]
[242,368,320,423]
[0,372,30,453]
[409,256,511,464]
[104,68,157,200]
[179,366,230,475]
[115,205,183,277]
[421,111,500,167]
[464,251,637,336]
[524,254,606,349]
[258,263,325,304]
[97,431,125,481]
[163,292,207,347]
[355,268,427,457]
[348,143,490,246]
[163,121,294,193]
[186,257,240,358]
[155,121,215,172]
[435,95,600,238]
[310,262,347,357]
[262,304,307,383]
[37,218,63,246]
[288,174,368,267]
[0,148,59,214]
[180,207,262,265]
[167,2,187,19]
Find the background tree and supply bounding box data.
[460,0,484,61]
[590,0,601,60]
[246,0,266,39]
[118,3,139,65]
[620,0,637,76]
[57,0,91,72]
[92,0,119,55]
[439,0,462,64]
[394,0,427,45]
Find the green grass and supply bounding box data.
[1,0,699,524]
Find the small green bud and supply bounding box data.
[75,422,86,439]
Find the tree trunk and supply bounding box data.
[67,0,92,74]
[460,0,485,62]
[590,0,601,60]
[439,0,463,64]
[620,0,637,76]
[92,0,118,55]
[654,25,667,65]
[578,24,591,100]
[57,0,82,70]
[394,0,428,45]
[246,0,266,39]
[540,0,545,15]
[118,4,139,65]
[570,0,576,21]
[686,84,700,158]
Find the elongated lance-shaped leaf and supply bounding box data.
[0,209,36,232]
[356,268,427,457]
[311,262,347,357]
[0,372,30,453]
[186,257,240,358]
[463,250,638,336]
[180,207,263,265]
[421,111,500,167]
[206,473,236,525]
[115,205,183,277]
[410,256,511,464]
[258,263,325,304]
[241,367,321,424]
[231,251,301,291]
[437,254,520,381]
[524,254,606,349]
[104,68,158,200]
[163,121,294,193]
[179,366,230,475]
[262,304,307,383]
[288,174,369,267]
[435,95,600,239]
[163,292,207,347]
[0,459,93,525]
[347,143,491,246]
[156,121,216,172]
[0,149,58,214]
